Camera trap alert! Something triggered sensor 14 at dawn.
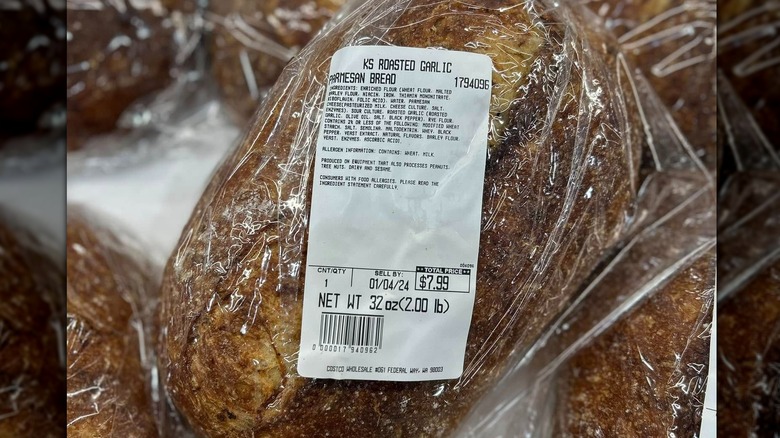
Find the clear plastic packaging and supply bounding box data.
[553,250,715,437]
[0,0,66,174]
[455,75,715,437]
[579,0,717,169]
[716,52,780,434]
[0,206,65,437]
[207,0,348,124]
[66,0,203,170]
[66,205,193,437]
[718,0,780,150]
[158,0,712,436]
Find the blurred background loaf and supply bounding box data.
[66,0,196,151]
[0,208,65,438]
[0,0,66,142]
[65,206,159,437]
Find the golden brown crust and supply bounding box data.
[209,0,346,123]
[66,207,159,437]
[162,1,642,436]
[0,210,65,437]
[585,0,717,169]
[66,0,193,151]
[555,251,714,437]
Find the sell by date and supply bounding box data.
[369,277,409,291]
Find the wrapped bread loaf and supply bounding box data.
[717,169,780,435]
[449,167,715,436]
[161,0,645,436]
[65,206,159,436]
[718,258,780,436]
[66,0,195,151]
[209,0,347,123]
[555,251,714,436]
[0,208,65,437]
[581,0,717,169]
[0,0,66,140]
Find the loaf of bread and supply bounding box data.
[717,170,780,435]
[554,251,714,436]
[0,0,66,139]
[582,0,717,169]
[161,1,644,436]
[66,0,194,151]
[719,0,780,148]
[0,208,65,437]
[209,0,346,123]
[718,258,780,436]
[66,206,159,436]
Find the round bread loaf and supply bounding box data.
[66,0,194,151]
[0,209,65,437]
[0,0,66,139]
[161,1,643,436]
[65,206,159,437]
[209,0,346,123]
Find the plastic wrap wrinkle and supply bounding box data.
[718,0,780,149]
[160,0,658,436]
[0,207,65,437]
[576,0,717,170]
[208,0,348,124]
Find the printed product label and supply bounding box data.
[297,45,492,381]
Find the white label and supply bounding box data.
[297,46,492,381]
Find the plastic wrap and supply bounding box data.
[65,205,193,437]
[716,169,780,435]
[576,0,717,170]
[454,71,715,436]
[66,0,202,162]
[719,0,780,149]
[716,10,780,428]
[553,252,714,437]
[458,198,716,437]
[207,0,347,124]
[0,206,65,437]
[156,0,718,436]
[0,0,66,174]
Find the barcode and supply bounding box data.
[319,312,384,348]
